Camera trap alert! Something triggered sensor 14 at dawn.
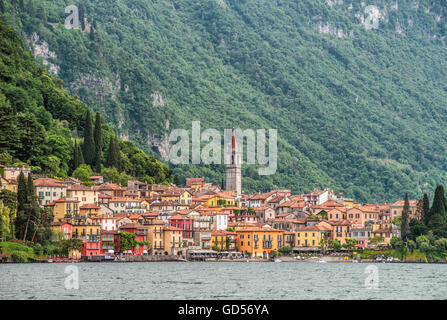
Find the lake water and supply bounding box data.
[1,262,446,299]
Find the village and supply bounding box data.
[0,168,415,262]
[0,131,417,262]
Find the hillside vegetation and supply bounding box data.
[1,0,447,201]
[0,17,173,184]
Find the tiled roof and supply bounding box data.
[34,178,67,188]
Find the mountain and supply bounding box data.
[0,17,173,185]
[1,0,447,201]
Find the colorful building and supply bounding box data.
[211,230,237,251]
[235,226,284,258]
[120,223,150,255]
[295,226,328,247]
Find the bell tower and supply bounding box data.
[226,128,241,196]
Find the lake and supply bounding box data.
[1,262,446,299]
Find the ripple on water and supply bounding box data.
[1,262,447,299]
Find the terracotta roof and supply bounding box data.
[168,214,187,220]
[34,178,67,188]
[98,183,127,191]
[185,177,204,186]
[295,225,327,231]
[54,197,79,203]
[268,195,284,203]
[163,226,183,231]
[328,219,351,226]
[120,223,147,229]
[80,203,100,209]
[68,184,93,191]
[312,200,345,209]
[249,191,276,201]
[390,200,418,207]
[211,230,236,236]
[278,201,296,207]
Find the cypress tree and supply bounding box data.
[427,185,447,237]
[0,0,5,14]
[72,140,78,170]
[79,3,85,31]
[36,5,47,24]
[107,136,122,171]
[173,174,180,187]
[0,93,20,156]
[77,142,85,165]
[401,193,410,241]
[82,111,95,165]
[27,0,35,17]
[430,185,446,219]
[14,172,27,240]
[107,136,115,168]
[93,112,102,172]
[22,174,39,242]
[115,137,122,172]
[16,171,27,213]
[423,193,430,225]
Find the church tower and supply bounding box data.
[226,128,241,196]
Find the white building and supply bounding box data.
[34,178,67,206]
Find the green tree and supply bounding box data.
[422,193,430,225]
[429,185,446,221]
[342,238,357,251]
[0,93,20,155]
[119,232,136,253]
[72,164,93,182]
[14,171,28,240]
[329,239,341,251]
[0,190,17,239]
[401,193,410,241]
[390,236,403,250]
[36,6,47,24]
[368,235,385,245]
[278,246,292,256]
[82,111,95,165]
[107,136,121,171]
[0,201,11,241]
[93,112,102,172]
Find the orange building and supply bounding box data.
[235,225,284,258]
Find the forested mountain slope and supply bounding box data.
[0,18,173,185]
[1,0,447,201]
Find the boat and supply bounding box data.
[274,258,282,263]
[316,259,327,263]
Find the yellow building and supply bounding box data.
[72,219,101,241]
[211,230,236,251]
[66,185,98,207]
[194,193,235,208]
[145,219,165,254]
[235,226,284,258]
[344,199,361,209]
[295,226,328,247]
[79,203,101,218]
[51,197,80,222]
[161,189,193,205]
[163,226,183,254]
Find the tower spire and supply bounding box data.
[232,127,236,150]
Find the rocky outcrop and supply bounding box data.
[28,33,59,75]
